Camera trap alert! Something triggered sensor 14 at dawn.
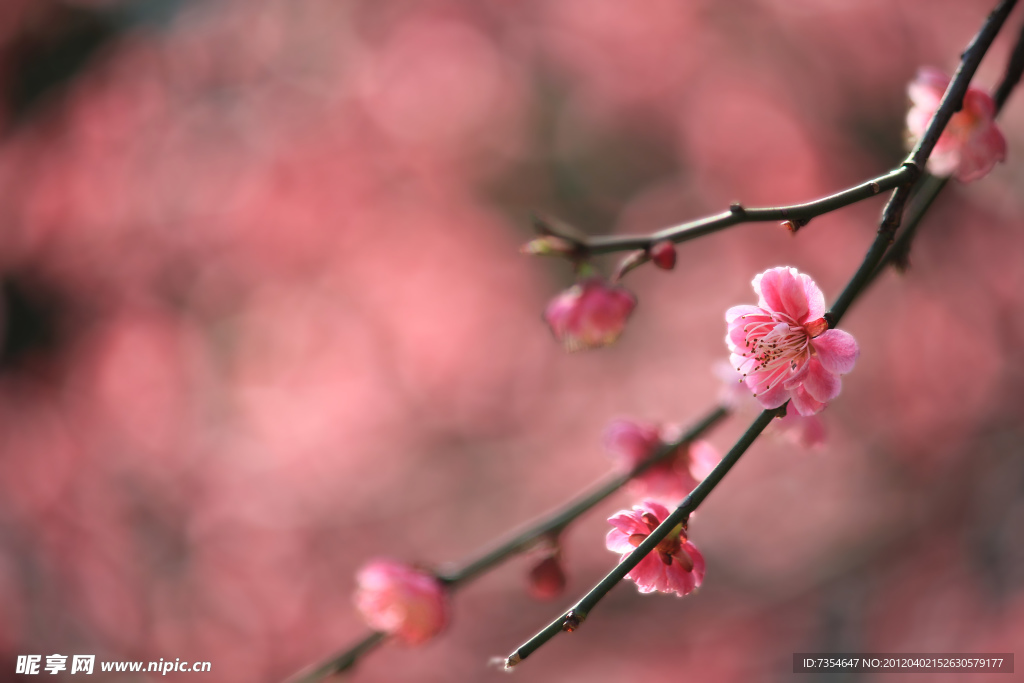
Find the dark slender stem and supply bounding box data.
[546,166,911,257]
[440,405,730,587]
[874,175,948,277]
[505,408,781,667]
[287,631,387,683]
[993,18,1024,109]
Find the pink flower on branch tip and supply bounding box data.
[606,500,704,596]
[907,67,1006,182]
[726,267,858,416]
[354,559,448,645]
[544,278,636,352]
[604,419,719,504]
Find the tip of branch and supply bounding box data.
[490,653,520,672]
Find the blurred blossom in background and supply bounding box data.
[1,1,1023,681]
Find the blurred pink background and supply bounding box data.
[1,1,1023,681]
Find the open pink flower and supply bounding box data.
[714,360,826,448]
[606,500,704,596]
[726,267,858,416]
[544,278,636,351]
[354,559,448,645]
[907,67,1006,182]
[604,419,719,503]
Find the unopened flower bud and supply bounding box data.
[354,559,448,645]
[527,554,567,600]
[649,241,676,270]
[544,278,636,352]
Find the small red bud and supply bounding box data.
[649,241,676,270]
[527,555,567,601]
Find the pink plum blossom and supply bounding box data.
[544,278,637,351]
[726,267,859,416]
[604,419,719,503]
[606,500,705,596]
[354,559,448,645]
[714,360,826,449]
[906,67,1007,182]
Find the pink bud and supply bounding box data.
[526,554,567,600]
[649,241,676,270]
[726,267,859,416]
[354,559,448,645]
[544,278,636,352]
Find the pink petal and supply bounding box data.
[607,509,646,535]
[637,500,671,520]
[956,122,1007,182]
[752,381,789,409]
[627,554,665,594]
[964,88,997,119]
[726,323,751,353]
[802,358,841,402]
[791,385,826,416]
[782,357,811,389]
[811,329,859,374]
[800,273,826,321]
[755,267,808,320]
[664,558,696,596]
[605,528,637,554]
[776,268,811,321]
[908,67,949,109]
[603,419,661,469]
[683,541,706,585]
[687,440,720,482]
[926,148,961,177]
[725,305,767,323]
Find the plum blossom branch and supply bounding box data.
[876,16,1024,277]
[438,404,730,587]
[503,407,781,667]
[827,0,1018,328]
[533,3,1020,282]
[504,0,1020,668]
[285,405,730,682]
[290,4,1024,681]
[533,165,912,258]
[993,17,1024,109]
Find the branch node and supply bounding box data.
[562,610,585,632]
[900,161,922,183]
[729,202,745,216]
